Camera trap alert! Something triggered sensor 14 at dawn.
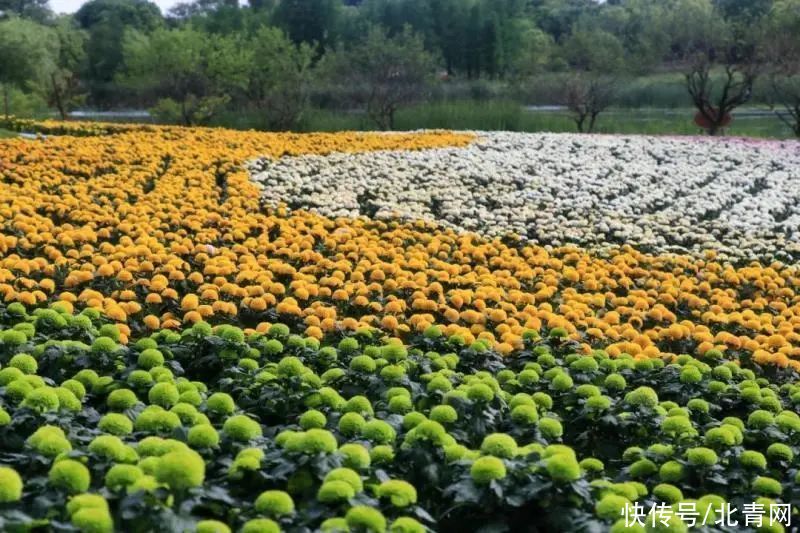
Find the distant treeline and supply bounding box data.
[0,0,799,134]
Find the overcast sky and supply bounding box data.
[50,0,180,14]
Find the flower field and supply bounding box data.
[0,121,799,533]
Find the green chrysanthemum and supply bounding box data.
[297,429,339,454]
[388,517,425,533]
[66,493,109,517]
[361,419,397,444]
[546,454,582,483]
[739,450,767,470]
[137,348,164,370]
[206,392,236,415]
[470,456,507,484]
[147,382,179,408]
[343,395,374,416]
[155,450,206,491]
[747,410,775,429]
[339,443,371,470]
[538,417,563,439]
[766,443,793,463]
[49,459,91,494]
[28,425,72,457]
[630,459,658,479]
[652,484,682,504]
[105,464,144,490]
[196,520,231,533]
[255,490,295,516]
[595,494,631,520]
[350,355,377,373]
[241,519,281,533]
[0,466,23,502]
[686,447,718,467]
[22,386,60,413]
[98,413,133,436]
[88,435,128,461]
[580,458,604,473]
[317,480,356,504]
[324,467,363,492]
[752,476,782,497]
[429,405,458,425]
[661,416,695,436]
[9,353,37,374]
[222,414,262,442]
[377,479,417,507]
[371,445,395,464]
[625,387,659,408]
[299,409,327,430]
[480,433,518,459]
[188,424,220,448]
[345,506,387,533]
[338,412,366,436]
[466,383,494,402]
[71,507,114,533]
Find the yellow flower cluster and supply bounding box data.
[2,117,150,136]
[1,122,799,370]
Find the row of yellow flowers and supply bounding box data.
[0,121,799,370]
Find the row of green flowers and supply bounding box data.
[0,301,799,532]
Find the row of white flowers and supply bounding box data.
[250,132,800,262]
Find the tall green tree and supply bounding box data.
[763,0,800,136]
[509,20,554,77]
[559,28,626,132]
[428,0,468,75]
[246,27,314,130]
[714,0,774,24]
[530,0,599,41]
[0,17,57,118]
[590,0,670,71]
[0,0,52,22]
[120,26,243,125]
[661,0,719,60]
[561,27,625,72]
[683,13,759,135]
[321,25,435,129]
[167,0,249,34]
[273,0,339,52]
[75,0,163,105]
[44,17,88,120]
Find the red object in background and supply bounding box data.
[694,108,733,129]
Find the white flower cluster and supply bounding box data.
[250,132,800,262]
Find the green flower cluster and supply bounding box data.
[2,307,800,533]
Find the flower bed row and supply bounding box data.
[251,132,800,262]
[0,303,798,532]
[1,126,800,370]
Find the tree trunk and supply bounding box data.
[181,99,191,126]
[588,112,599,133]
[52,75,67,121]
[2,84,9,119]
[574,114,586,133]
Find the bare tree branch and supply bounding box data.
[685,49,757,136]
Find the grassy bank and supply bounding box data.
[291,101,796,139]
[5,101,795,140]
